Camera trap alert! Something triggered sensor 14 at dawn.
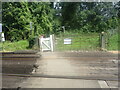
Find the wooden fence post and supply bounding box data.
[50,35,54,52]
[52,34,55,52]
[100,32,106,51]
[40,36,43,52]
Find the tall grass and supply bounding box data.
[0,40,29,52]
[0,31,118,52]
[55,31,100,51]
[107,34,119,50]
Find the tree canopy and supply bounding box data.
[2,2,119,41]
[2,2,54,41]
[61,2,119,32]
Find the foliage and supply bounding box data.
[2,2,119,51]
[1,40,29,51]
[60,2,119,33]
[2,2,31,41]
[28,2,54,36]
[107,34,119,50]
[27,35,39,49]
[0,1,1,23]
[2,2,54,42]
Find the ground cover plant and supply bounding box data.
[1,40,29,52]
[1,2,119,51]
[55,31,100,51]
[107,34,119,50]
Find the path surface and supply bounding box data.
[17,51,118,88]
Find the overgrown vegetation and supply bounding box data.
[55,31,100,51]
[2,2,54,41]
[2,2,119,40]
[1,2,119,51]
[107,34,119,50]
[60,2,119,32]
[1,40,29,52]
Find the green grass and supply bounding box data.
[55,31,119,51]
[0,32,118,52]
[107,34,119,50]
[55,32,100,51]
[0,40,29,52]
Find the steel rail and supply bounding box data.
[2,73,118,81]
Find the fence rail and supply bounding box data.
[54,33,100,51]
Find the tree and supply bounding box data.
[2,2,54,41]
[60,2,118,32]
[28,2,54,36]
[0,1,1,23]
[2,2,32,41]
[61,2,79,29]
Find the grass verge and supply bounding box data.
[0,40,29,52]
[107,34,119,50]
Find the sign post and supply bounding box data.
[0,23,2,33]
[30,22,32,35]
[0,23,2,42]
[0,24,5,42]
[1,33,5,42]
[62,26,65,33]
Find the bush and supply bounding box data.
[28,36,37,48]
[1,40,29,51]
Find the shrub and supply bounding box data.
[28,36,37,48]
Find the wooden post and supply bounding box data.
[52,34,55,52]
[50,35,54,52]
[101,32,106,50]
[40,36,43,52]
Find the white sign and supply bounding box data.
[0,23,2,32]
[64,38,71,44]
[1,33,5,41]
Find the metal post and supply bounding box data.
[30,22,32,35]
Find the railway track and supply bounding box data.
[2,51,118,88]
[2,73,118,81]
[2,50,40,74]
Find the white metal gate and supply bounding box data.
[40,35,54,52]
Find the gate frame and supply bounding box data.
[39,34,54,52]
